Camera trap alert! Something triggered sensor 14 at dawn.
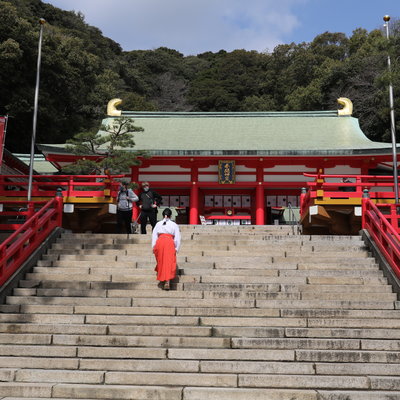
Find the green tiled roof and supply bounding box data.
[13,153,59,174]
[103,111,391,155]
[39,110,393,157]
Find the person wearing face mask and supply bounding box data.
[138,181,162,234]
[152,208,181,290]
[116,181,139,234]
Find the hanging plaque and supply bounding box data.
[218,160,236,184]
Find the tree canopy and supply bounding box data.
[0,0,399,152]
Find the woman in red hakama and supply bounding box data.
[152,208,181,290]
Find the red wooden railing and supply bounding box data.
[0,174,124,200]
[0,196,63,286]
[362,197,400,276]
[301,173,400,223]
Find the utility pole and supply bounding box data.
[27,18,46,202]
[383,15,399,204]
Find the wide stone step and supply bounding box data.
[52,334,230,349]
[0,382,183,400]
[285,327,400,339]
[51,241,369,252]
[295,349,400,363]
[183,387,319,400]
[0,323,212,337]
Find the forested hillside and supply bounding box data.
[1,0,399,152]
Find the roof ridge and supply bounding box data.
[120,110,339,118]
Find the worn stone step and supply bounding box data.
[199,316,306,327]
[183,283,281,292]
[79,358,199,372]
[13,369,104,384]
[199,360,313,374]
[104,371,236,387]
[317,391,400,400]
[202,291,301,300]
[0,323,211,337]
[84,314,199,326]
[231,337,360,350]
[295,349,400,363]
[0,382,54,398]
[51,334,230,348]
[238,374,368,389]
[0,313,86,325]
[131,298,257,308]
[315,362,400,375]
[307,317,400,329]
[182,387,317,400]
[167,348,294,361]
[301,292,396,301]
[52,383,183,400]
[281,269,384,277]
[282,284,391,293]
[282,309,400,319]
[175,307,280,317]
[7,295,131,306]
[0,357,79,370]
[286,327,400,339]
[0,345,76,357]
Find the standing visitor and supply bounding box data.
[116,181,139,234]
[152,208,181,290]
[138,181,162,234]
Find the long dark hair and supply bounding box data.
[162,208,172,225]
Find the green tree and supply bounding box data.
[62,117,145,174]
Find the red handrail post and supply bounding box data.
[355,176,362,195]
[390,204,398,231]
[300,187,307,218]
[67,176,73,198]
[55,188,63,227]
[361,188,370,229]
[27,202,35,219]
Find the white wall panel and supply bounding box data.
[139,174,190,182]
[199,166,218,172]
[140,165,190,172]
[264,166,316,172]
[236,166,256,172]
[264,175,314,182]
[236,175,256,182]
[199,174,218,182]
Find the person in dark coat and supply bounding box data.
[138,181,162,234]
[116,181,139,234]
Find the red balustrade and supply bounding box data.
[0,196,63,286]
[300,173,400,228]
[362,197,400,276]
[0,174,124,200]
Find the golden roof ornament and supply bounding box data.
[337,97,353,116]
[107,98,122,116]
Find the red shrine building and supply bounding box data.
[39,98,397,226]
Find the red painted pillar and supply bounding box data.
[255,183,264,225]
[255,164,265,225]
[189,183,199,225]
[189,166,199,225]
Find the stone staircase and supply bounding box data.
[1,225,400,399]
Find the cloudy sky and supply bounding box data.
[44,0,398,55]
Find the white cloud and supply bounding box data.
[45,0,307,54]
